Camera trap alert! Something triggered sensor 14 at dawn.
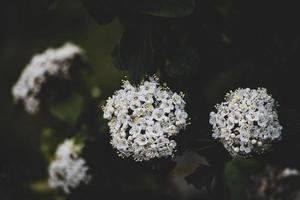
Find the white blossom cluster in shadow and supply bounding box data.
[102,76,189,161]
[209,88,282,157]
[12,43,84,114]
[48,139,91,194]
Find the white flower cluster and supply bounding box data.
[102,76,189,161]
[209,88,282,157]
[12,43,83,114]
[48,139,91,194]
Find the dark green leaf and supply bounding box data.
[185,164,215,191]
[224,159,262,200]
[46,0,63,10]
[49,94,84,126]
[119,20,155,83]
[111,44,126,70]
[164,46,200,78]
[80,0,195,23]
[79,0,119,25]
[130,0,196,18]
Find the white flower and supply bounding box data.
[175,109,188,125]
[12,43,84,114]
[160,99,175,113]
[152,108,166,121]
[102,76,189,161]
[129,125,142,137]
[209,88,282,157]
[279,168,299,178]
[112,137,129,151]
[156,88,169,101]
[48,139,91,193]
[139,93,154,104]
[146,123,163,136]
[55,139,81,159]
[135,135,148,146]
[139,81,157,94]
[172,93,183,105]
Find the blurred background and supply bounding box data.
[0,0,125,199]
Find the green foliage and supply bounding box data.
[90,87,102,98]
[49,94,84,126]
[80,0,195,26]
[80,0,197,83]
[119,21,155,83]
[129,0,195,18]
[40,128,61,161]
[163,46,200,79]
[185,164,215,192]
[80,0,119,25]
[224,159,262,200]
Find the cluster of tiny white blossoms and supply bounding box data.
[12,43,84,114]
[209,88,282,157]
[102,76,189,162]
[48,139,91,194]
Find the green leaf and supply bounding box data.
[80,0,119,25]
[111,44,126,70]
[185,164,215,191]
[45,0,63,10]
[131,0,196,18]
[80,0,195,26]
[40,128,61,161]
[49,94,84,126]
[164,46,200,78]
[119,20,155,83]
[224,159,262,200]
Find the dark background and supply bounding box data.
[1,0,300,200]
